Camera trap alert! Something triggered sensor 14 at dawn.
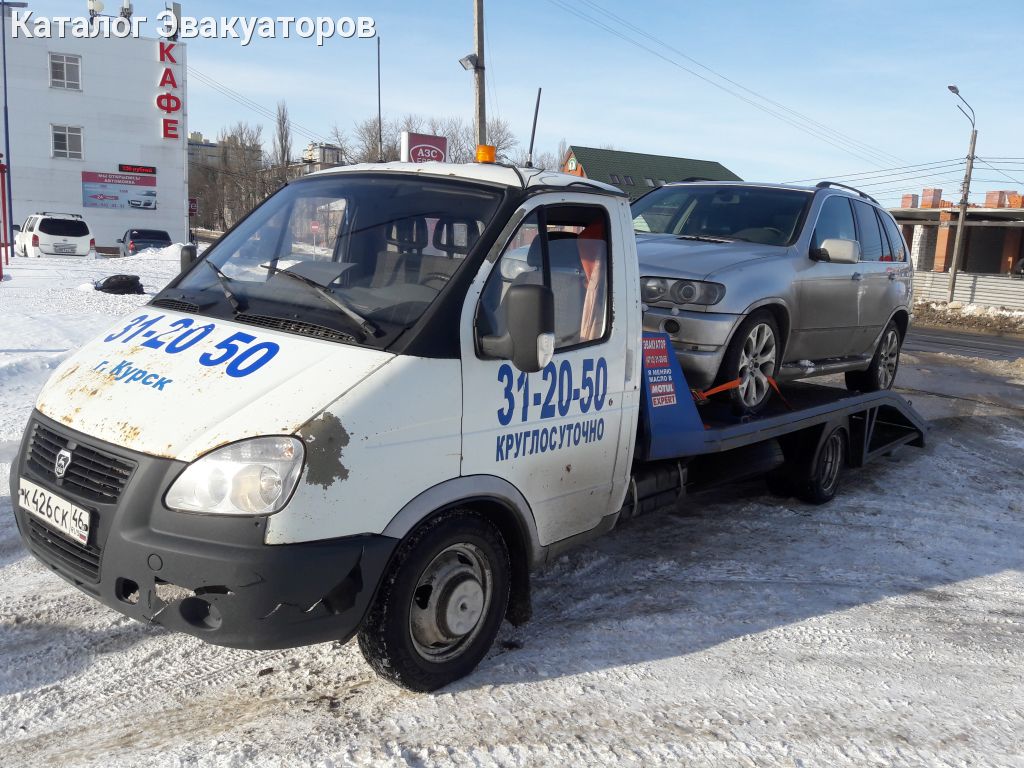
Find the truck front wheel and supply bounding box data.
[357,510,510,691]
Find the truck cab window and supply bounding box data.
[478,205,610,350]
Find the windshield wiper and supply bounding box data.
[675,234,735,243]
[262,265,382,339]
[206,261,242,314]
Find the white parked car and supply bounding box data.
[15,213,95,257]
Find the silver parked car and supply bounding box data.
[633,181,913,414]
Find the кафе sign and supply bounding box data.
[156,41,183,140]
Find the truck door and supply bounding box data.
[460,195,636,547]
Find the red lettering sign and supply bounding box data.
[162,119,179,139]
[159,68,178,89]
[159,42,177,64]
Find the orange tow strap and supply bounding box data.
[691,376,793,411]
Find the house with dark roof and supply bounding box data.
[561,146,741,201]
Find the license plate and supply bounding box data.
[54,244,76,254]
[18,478,92,546]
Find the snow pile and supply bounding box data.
[914,298,1024,334]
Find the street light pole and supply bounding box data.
[472,0,486,147]
[946,84,976,304]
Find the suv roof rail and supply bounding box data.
[815,181,879,205]
[39,211,85,219]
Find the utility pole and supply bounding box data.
[1,2,29,266]
[473,0,486,147]
[946,85,976,304]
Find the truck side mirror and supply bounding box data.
[480,283,556,373]
[816,238,860,265]
[180,243,198,272]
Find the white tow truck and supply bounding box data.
[10,159,925,691]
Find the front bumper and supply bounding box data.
[10,411,397,650]
[642,307,741,390]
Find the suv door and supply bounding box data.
[460,195,636,547]
[850,200,896,355]
[791,194,861,359]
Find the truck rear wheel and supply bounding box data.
[796,426,847,504]
[357,510,510,692]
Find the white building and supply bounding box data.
[1,6,188,249]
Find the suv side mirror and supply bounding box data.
[12,224,20,233]
[816,238,860,265]
[480,283,556,373]
[180,243,198,272]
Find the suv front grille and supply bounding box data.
[27,423,134,504]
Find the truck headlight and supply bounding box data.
[165,437,304,516]
[642,276,725,307]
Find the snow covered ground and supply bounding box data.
[1,252,1022,767]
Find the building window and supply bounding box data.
[50,53,81,90]
[610,174,621,184]
[656,179,667,186]
[644,178,655,187]
[624,175,634,185]
[52,125,84,159]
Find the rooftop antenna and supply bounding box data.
[120,0,133,18]
[525,87,542,168]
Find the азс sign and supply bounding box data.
[401,132,447,163]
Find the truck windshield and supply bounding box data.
[631,185,811,246]
[167,174,504,347]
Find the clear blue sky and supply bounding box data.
[33,1,1024,205]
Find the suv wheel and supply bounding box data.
[846,320,901,392]
[718,310,780,415]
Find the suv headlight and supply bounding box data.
[641,277,726,306]
[165,436,304,516]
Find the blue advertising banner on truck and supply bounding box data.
[640,332,706,460]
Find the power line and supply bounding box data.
[576,0,905,167]
[785,158,964,184]
[187,66,333,146]
[546,0,900,167]
[974,157,1024,187]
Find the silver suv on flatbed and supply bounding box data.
[632,181,913,413]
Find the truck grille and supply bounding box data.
[26,423,134,504]
[27,518,102,582]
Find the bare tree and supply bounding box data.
[272,101,292,183]
[216,121,267,228]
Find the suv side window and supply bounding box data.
[477,205,610,351]
[852,200,884,261]
[811,195,856,252]
[878,211,907,262]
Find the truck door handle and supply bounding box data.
[852,272,863,281]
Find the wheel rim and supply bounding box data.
[876,329,900,389]
[409,542,493,662]
[737,322,777,407]
[819,431,844,494]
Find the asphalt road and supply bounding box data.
[905,325,1024,361]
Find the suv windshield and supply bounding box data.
[39,218,89,237]
[631,185,811,246]
[166,174,504,348]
